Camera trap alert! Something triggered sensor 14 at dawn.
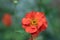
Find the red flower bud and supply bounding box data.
[2,13,12,26]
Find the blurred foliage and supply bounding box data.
[42,0,52,4]
[0,0,60,40]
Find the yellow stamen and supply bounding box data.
[31,19,37,25]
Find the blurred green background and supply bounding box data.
[0,0,60,40]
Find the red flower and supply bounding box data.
[2,13,12,26]
[22,11,48,36]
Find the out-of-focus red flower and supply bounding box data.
[2,13,12,26]
[22,11,48,37]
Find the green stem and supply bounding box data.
[29,35,36,40]
[32,36,36,40]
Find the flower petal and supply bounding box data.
[42,17,48,27]
[22,18,31,28]
[37,20,43,29]
[25,25,37,33]
[25,11,36,18]
[22,18,31,24]
[34,12,44,20]
[31,31,40,38]
[44,21,48,28]
[40,25,47,31]
[22,24,30,29]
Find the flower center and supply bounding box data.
[31,19,37,25]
